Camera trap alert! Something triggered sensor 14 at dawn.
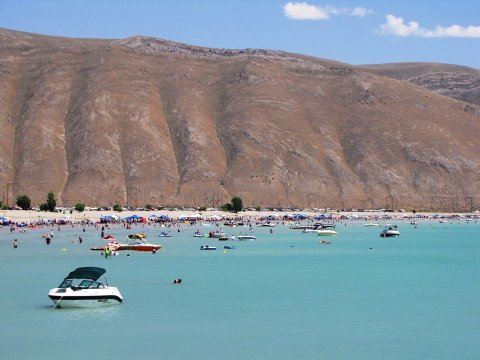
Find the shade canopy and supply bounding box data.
[64,267,106,281]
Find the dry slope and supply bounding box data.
[1,29,480,210]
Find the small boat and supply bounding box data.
[121,237,162,252]
[127,233,147,239]
[315,224,338,236]
[158,232,171,237]
[237,235,257,240]
[200,245,217,250]
[319,240,331,244]
[48,267,123,309]
[193,232,208,238]
[290,224,315,230]
[364,222,380,227]
[211,232,227,238]
[380,225,400,237]
[224,245,236,249]
[218,235,229,241]
[261,222,276,227]
[90,241,122,251]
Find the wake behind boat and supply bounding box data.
[48,267,123,309]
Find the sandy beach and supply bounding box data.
[0,208,473,224]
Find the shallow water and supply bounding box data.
[1,220,479,360]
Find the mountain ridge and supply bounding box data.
[1,28,479,210]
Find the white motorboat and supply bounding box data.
[200,245,217,250]
[364,222,380,227]
[380,225,400,237]
[193,232,208,238]
[48,267,123,309]
[261,222,276,227]
[315,224,338,236]
[237,235,257,240]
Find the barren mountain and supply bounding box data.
[358,62,480,106]
[1,28,480,210]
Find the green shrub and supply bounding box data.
[75,203,85,212]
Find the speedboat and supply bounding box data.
[90,241,122,251]
[364,222,380,227]
[261,222,276,227]
[120,237,162,252]
[315,224,338,236]
[211,232,227,238]
[200,245,217,250]
[48,267,123,309]
[237,235,256,240]
[127,233,147,239]
[193,232,208,238]
[158,232,171,237]
[380,225,400,237]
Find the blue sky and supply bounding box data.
[1,0,479,68]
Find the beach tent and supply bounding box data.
[292,213,307,220]
[178,214,202,221]
[100,215,116,221]
[148,214,170,221]
[124,214,144,222]
[0,216,10,225]
[206,214,222,221]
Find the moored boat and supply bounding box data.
[380,225,400,237]
[237,235,257,240]
[200,245,217,250]
[315,224,338,236]
[48,267,123,309]
[120,237,162,252]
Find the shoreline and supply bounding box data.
[1,208,478,224]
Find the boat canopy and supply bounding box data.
[65,267,106,281]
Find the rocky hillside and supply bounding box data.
[358,62,480,106]
[1,28,480,210]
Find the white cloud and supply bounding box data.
[350,6,374,17]
[283,2,330,20]
[283,2,373,20]
[380,14,480,38]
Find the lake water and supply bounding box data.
[1,219,479,360]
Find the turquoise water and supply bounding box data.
[1,220,479,360]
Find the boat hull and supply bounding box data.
[118,245,161,251]
[237,235,256,240]
[380,232,400,237]
[48,287,123,308]
[316,230,338,236]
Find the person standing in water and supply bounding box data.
[13,239,18,248]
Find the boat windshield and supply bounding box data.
[58,279,72,288]
[77,280,104,288]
